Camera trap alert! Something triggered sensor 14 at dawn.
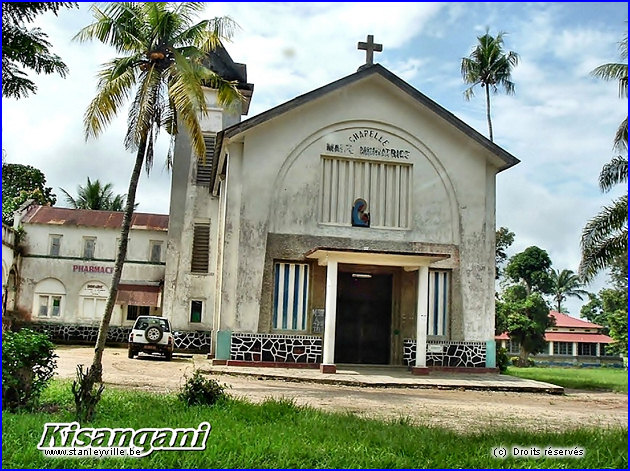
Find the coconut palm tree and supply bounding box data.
[549,269,589,313]
[73,2,242,417]
[580,32,628,281]
[461,29,519,142]
[60,177,128,211]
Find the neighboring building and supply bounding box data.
[496,311,623,366]
[2,223,18,328]
[163,43,520,373]
[14,205,167,326]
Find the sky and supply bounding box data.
[2,2,627,317]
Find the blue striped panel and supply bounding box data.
[428,270,450,337]
[274,263,309,331]
[433,272,439,335]
[442,273,448,335]
[292,265,300,329]
[282,264,290,329]
[302,265,308,330]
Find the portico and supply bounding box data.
[306,248,449,374]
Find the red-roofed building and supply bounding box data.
[496,311,622,366]
[7,204,168,333]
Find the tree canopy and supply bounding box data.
[504,246,553,295]
[549,269,588,313]
[461,29,519,141]
[2,163,56,225]
[497,246,554,366]
[2,2,77,99]
[60,177,128,211]
[495,226,515,280]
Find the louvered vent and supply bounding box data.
[191,223,210,273]
[195,135,215,186]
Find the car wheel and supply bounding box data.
[165,351,173,361]
[145,325,163,343]
[128,347,135,359]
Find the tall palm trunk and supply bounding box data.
[485,85,493,142]
[88,140,146,383]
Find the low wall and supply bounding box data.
[403,339,487,368]
[26,322,212,353]
[230,332,322,363]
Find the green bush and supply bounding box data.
[511,356,535,367]
[178,370,228,406]
[496,347,509,373]
[2,328,57,410]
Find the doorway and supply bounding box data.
[335,271,392,364]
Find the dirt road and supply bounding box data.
[55,346,627,432]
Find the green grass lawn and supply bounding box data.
[2,381,627,469]
[506,366,628,393]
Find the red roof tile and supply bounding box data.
[495,311,607,342]
[549,311,602,329]
[21,205,168,231]
[495,332,613,343]
[544,332,613,343]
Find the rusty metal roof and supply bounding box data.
[21,205,168,231]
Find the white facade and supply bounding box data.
[2,223,18,321]
[163,59,519,368]
[13,206,167,328]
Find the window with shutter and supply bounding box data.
[195,135,215,186]
[191,223,210,273]
[272,262,309,331]
[320,156,411,228]
[427,270,449,337]
[49,235,61,256]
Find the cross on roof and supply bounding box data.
[358,34,383,66]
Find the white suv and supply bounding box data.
[128,316,174,361]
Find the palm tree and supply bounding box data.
[60,177,128,211]
[73,2,242,417]
[549,269,589,312]
[580,32,628,281]
[461,29,519,142]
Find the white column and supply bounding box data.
[596,343,600,357]
[548,341,554,355]
[572,342,578,357]
[322,259,338,367]
[415,266,429,368]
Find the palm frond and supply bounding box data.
[591,63,628,98]
[599,155,628,192]
[84,57,138,140]
[74,3,145,53]
[124,64,163,153]
[59,187,78,208]
[579,229,629,281]
[614,116,628,152]
[166,51,209,160]
[580,195,628,248]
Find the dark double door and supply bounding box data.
[334,272,392,364]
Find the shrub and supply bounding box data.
[2,328,57,410]
[510,356,535,367]
[178,370,228,406]
[496,347,509,373]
